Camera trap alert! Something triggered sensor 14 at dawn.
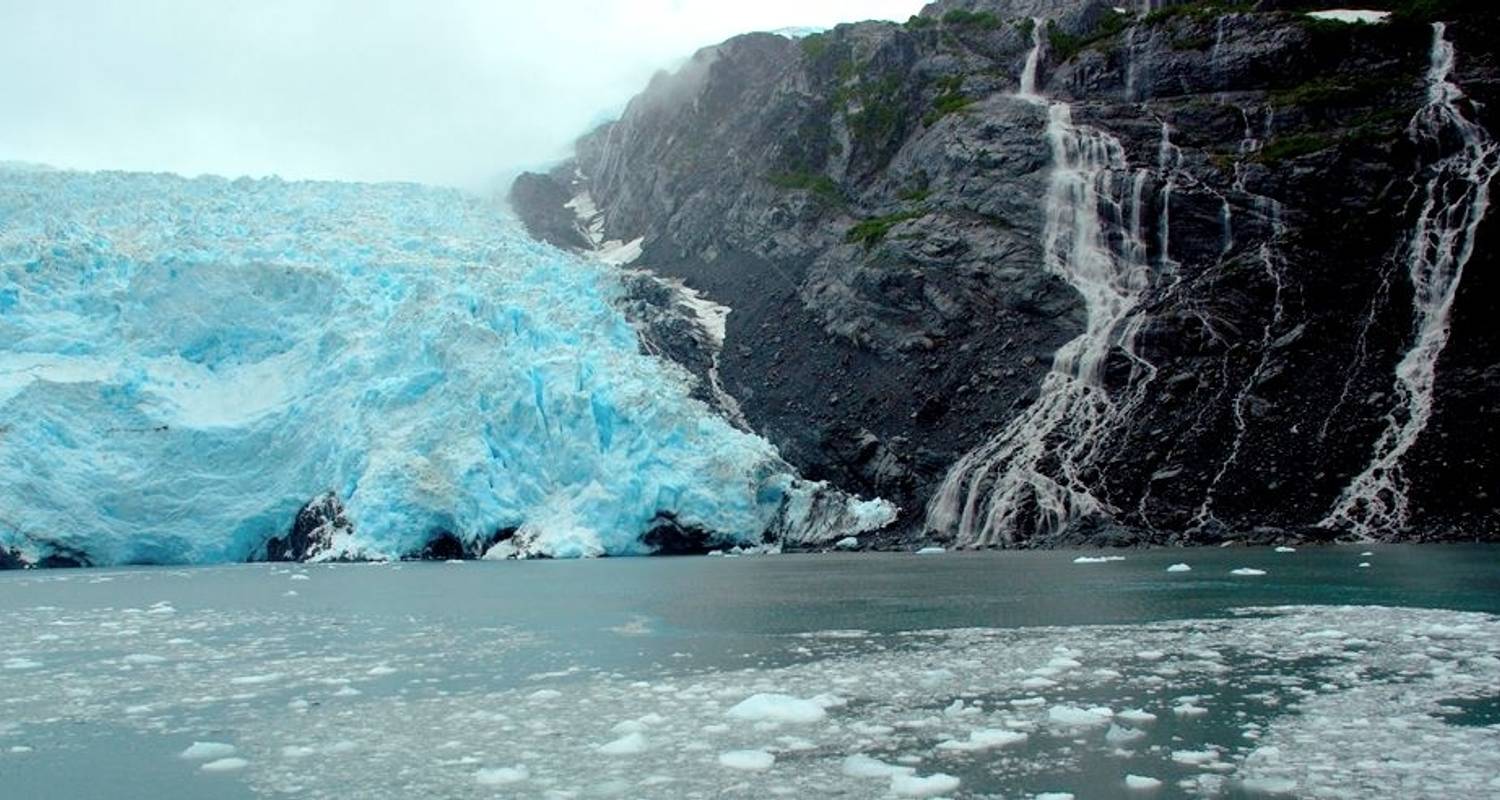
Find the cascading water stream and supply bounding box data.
[1321,23,1500,537]
[1018,17,1043,99]
[926,32,1155,546]
[1191,198,1287,531]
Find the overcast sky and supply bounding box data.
[0,0,925,190]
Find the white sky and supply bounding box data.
[0,0,925,190]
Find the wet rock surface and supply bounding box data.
[263,493,350,563]
[513,0,1500,547]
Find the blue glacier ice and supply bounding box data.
[0,167,894,565]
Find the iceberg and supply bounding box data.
[0,168,893,565]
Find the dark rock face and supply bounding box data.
[264,492,350,562]
[642,513,720,555]
[36,548,90,569]
[510,169,593,251]
[411,527,516,560]
[513,0,1500,547]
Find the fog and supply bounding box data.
[0,0,925,191]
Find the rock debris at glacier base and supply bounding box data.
[0,168,893,565]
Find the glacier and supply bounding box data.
[0,167,893,566]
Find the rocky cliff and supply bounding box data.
[512,0,1499,548]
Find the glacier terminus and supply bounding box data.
[0,168,893,567]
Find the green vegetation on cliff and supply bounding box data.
[845,208,927,247]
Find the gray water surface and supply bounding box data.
[2,545,1497,799]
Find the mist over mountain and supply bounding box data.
[0,0,922,189]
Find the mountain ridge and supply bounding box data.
[511,0,1500,548]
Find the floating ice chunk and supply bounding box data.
[1239,776,1297,794]
[1231,568,1267,576]
[811,693,847,709]
[1021,676,1057,689]
[1106,724,1146,745]
[1174,703,1209,717]
[891,771,961,797]
[1274,547,1296,553]
[474,765,529,786]
[611,719,647,735]
[200,757,249,772]
[230,673,283,685]
[1073,555,1126,564]
[280,745,317,759]
[123,653,168,665]
[775,735,816,751]
[726,693,827,724]
[919,669,956,688]
[1358,562,1372,568]
[834,536,859,550]
[2,658,40,670]
[1036,794,1076,800]
[935,728,1028,751]
[1048,705,1113,727]
[1125,774,1162,790]
[289,574,311,581]
[597,732,648,755]
[916,547,946,555]
[1166,563,1192,572]
[180,742,237,760]
[1171,749,1220,766]
[528,689,562,702]
[718,749,775,771]
[842,754,914,779]
[1136,650,1165,661]
[1304,9,1391,24]
[366,665,397,676]
[1117,709,1157,725]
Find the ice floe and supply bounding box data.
[717,749,775,770]
[179,741,237,760]
[726,693,828,724]
[2,591,1497,799]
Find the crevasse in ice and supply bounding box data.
[0,168,893,564]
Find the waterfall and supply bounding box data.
[1157,120,1182,271]
[1321,23,1500,536]
[926,81,1154,545]
[1018,18,1043,99]
[1191,198,1287,530]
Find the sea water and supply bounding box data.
[2,545,1498,798]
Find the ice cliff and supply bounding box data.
[0,168,893,566]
